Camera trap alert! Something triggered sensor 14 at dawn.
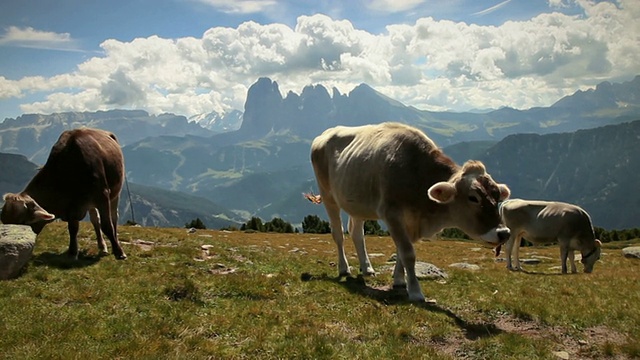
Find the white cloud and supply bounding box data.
[4,0,640,117]
[365,0,425,13]
[194,0,278,14]
[471,0,512,16]
[0,26,80,51]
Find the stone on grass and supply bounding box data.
[381,261,448,279]
[449,263,480,271]
[0,225,37,280]
[622,246,640,259]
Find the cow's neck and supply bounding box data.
[23,168,57,209]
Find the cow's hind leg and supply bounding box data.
[89,208,109,255]
[67,220,80,259]
[98,193,126,260]
[324,201,349,276]
[348,217,375,276]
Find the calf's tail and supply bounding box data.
[303,192,323,204]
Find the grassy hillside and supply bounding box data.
[1,222,638,359]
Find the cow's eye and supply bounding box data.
[468,196,479,203]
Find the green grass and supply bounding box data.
[1,223,639,359]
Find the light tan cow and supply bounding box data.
[1,128,127,260]
[499,199,602,273]
[309,122,511,302]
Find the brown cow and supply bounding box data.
[1,128,127,259]
[309,122,511,302]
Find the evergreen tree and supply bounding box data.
[185,217,206,229]
[302,215,331,234]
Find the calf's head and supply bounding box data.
[428,160,511,245]
[581,239,602,273]
[1,193,56,234]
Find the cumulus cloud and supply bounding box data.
[5,0,640,117]
[0,26,80,51]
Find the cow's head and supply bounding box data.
[428,160,511,245]
[581,239,602,273]
[1,193,56,234]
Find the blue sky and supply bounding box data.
[1,0,638,120]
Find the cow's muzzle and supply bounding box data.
[497,227,511,244]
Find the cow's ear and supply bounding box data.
[34,209,55,222]
[498,184,511,201]
[428,182,457,204]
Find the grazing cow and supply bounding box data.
[309,122,511,302]
[499,199,601,274]
[1,128,127,260]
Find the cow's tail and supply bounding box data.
[303,192,323,204]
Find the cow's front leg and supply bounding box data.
[568,250,577,273]
[348,217,375,276]
[388,218,424,302]
[67,220,80,259]
[392,252,406,289]
[505,235,517,270]
[560,246,570,274]
[511,236,523,271]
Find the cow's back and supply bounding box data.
[310,122,454,217]
[502,199,595,243]
[27,128,124,218]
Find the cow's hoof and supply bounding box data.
[407,293,426,302]
[338,271,351,277]
[115,254,127,260]
[361,269,376,276]
[99,250,110,256]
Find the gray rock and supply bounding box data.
[0,225,37,280]
[622,246,640,259]
[380,261,448,279]
[449,263,480,271]
[415,262,448,279]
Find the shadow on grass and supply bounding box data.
[301,272,503,341]
[31,250,103,269]
[519,269,565,276]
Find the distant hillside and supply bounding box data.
[0,110,213,164]
[478,119,640,229]
[0,153,38,195]
[119,182,242,229]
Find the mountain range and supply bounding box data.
[1,75,640,230]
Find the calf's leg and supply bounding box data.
[568,250,577,273]
[505,234,517,270]
[348,217,375,276]
[559,245,570,274]
[511,235,524,271]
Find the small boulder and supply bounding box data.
[0,225,37,280]
[449,263,480,271]
[622,246,640,259]
[380,261,449,279]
